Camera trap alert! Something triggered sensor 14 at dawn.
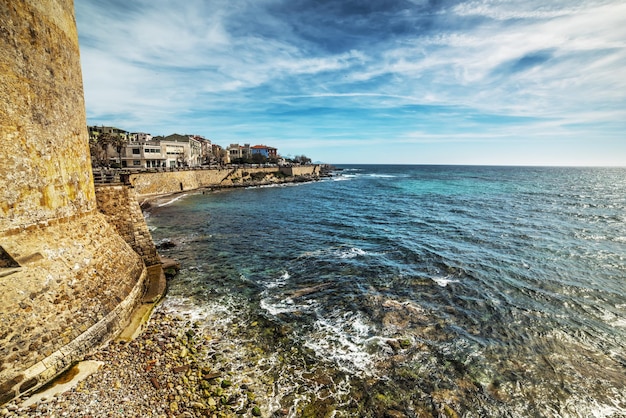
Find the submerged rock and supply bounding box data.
[156,239,176,250]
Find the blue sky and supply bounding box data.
[75,0,626,165]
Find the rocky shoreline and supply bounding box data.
[1,308,269,418]
[1,171,343,418]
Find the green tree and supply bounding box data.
[294,154,311,164]
[110,134,127,166]
[96,133,114,167]
[89,135,106,167]
[251,153,267,164]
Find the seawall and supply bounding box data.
[95,185,160,267]
[128,165,321,198]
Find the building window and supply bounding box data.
[133,160,141,166]
[132,148,140,154]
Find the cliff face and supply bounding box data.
[0,0,148,404]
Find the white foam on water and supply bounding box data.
[367,174,396,178]
[264,271,290,289]
[253,181,312,189]
[332,174,357,182]
[602,310,626,328]
[260,296,319,316]
[350,314,371,338]
[575,232,608,241]
[260,297,296,315]
[158,193,189,207]
[335,247,367,259]
[161,295,236,325]
[299,246,370,260]
[432,275,460,287]
[564,396,626,418]
[303,311,379,376]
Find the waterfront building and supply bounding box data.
[191,135,212,164]
[130,132,153,142]
[212,144,227,164]
[120,142,166,168]
[88,125,131,167]
[88,125,130,141]
[156,134,202,167]
[251,144,278,158]
[227,143,252,161]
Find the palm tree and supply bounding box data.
[110,134,127,166]
[96,132,127,167]
[89,135,105,167]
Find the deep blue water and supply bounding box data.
[147,165,626,417]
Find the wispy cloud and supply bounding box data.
[76,0,626,165]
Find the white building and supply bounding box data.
[91,128,211,169]
[227,143,251,162]
[120,143,166,168]
[130,132,153,142]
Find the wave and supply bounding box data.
[336,247,367,259]
[264,271,290,289]
[250,181,313,189]
[303,310,380,376]
[367,174,396,178]
[298,246,370,260]
[332,174,358,181]
[259,296,319,316]
[432,275,460,287]
[158,193,189,207]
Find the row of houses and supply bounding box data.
[88,126,280,169]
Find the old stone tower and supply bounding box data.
[0,0,149,403]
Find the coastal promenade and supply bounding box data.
[93,164,323,199]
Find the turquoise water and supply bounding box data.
[147,165,626,417]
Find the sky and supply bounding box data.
[75,0,626,165]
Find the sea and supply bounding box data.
[145,165,626,418]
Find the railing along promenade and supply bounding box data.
[92,163,324,185]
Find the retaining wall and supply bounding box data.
[128,166,320,198]
[95,185,160,267]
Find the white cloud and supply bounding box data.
[75,0,626,165]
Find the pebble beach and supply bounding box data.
[1,308,269,418]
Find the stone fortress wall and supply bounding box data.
[0,0,320,405]
[95,185,161,267]
[0,0,153,404]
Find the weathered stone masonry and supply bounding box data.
[0,0,317,405]
[95,185,160,267]
[0,0,149,404]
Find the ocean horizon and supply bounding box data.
[147,164,626,417]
